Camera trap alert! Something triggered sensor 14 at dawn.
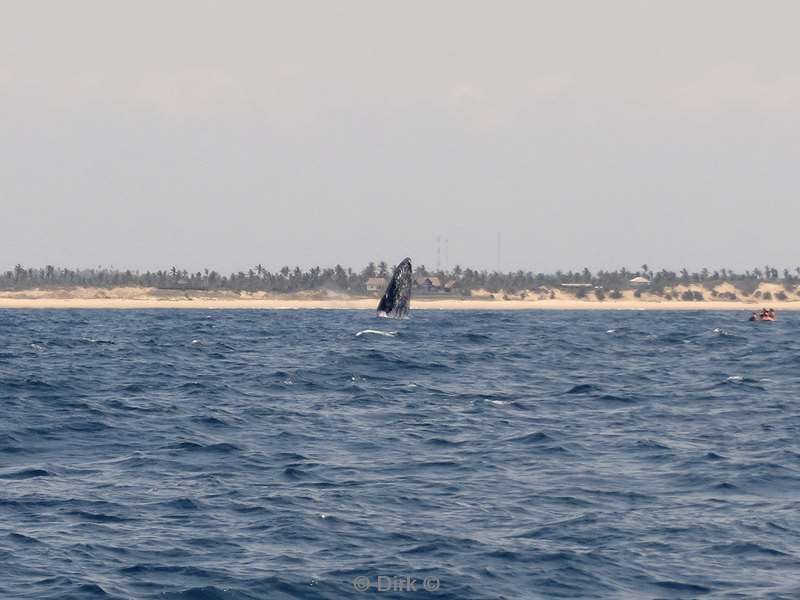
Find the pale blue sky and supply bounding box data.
[2,1,798,273]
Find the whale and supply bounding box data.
[377,258,412,318]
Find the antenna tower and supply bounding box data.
[496,232,501,272]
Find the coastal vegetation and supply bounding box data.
[2,263,800,301]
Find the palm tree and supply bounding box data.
[309,266,321,288]
[362,262,377,278]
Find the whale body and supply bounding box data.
[377,258,412,318]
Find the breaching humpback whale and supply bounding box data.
[377,258,412,318]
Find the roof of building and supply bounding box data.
[629,276,650,284]
[366,277,387,286]
[415,276,442,287]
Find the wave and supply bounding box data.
[564,383,602,395]
[2,309,800,599]
[355,329,397,337]
[0,467,52,479]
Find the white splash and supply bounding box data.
[355,330,397,337]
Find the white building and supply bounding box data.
[366,277,387,292]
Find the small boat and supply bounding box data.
[749,311,776,322]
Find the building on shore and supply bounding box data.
[366,277,388,293]
[415,276,442,292]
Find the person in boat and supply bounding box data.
[749,308,777,321]
[754,308,776,321]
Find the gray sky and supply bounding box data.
[2,1,798,274]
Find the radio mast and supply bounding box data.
[496,232,501,272]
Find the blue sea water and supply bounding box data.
[1,309,799,600]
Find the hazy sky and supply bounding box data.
[2,1,798,274]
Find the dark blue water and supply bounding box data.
[1,309,799,599]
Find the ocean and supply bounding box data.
[1,309,798,599]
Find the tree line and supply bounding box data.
[2,262,799,296]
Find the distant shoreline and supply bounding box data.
[0,288,798,311]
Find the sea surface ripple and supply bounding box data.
[1,309,799,599]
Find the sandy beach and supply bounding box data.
[0,287,798,311]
